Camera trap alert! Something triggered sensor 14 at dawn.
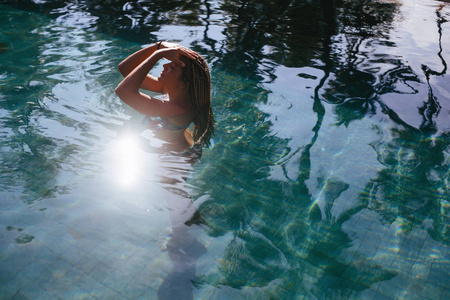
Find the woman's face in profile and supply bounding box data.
[159,62,183,87]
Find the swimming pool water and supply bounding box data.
[0,0,449,299]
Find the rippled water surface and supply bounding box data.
[1,0,449,299]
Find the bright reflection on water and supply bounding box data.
[0,0,449,299]
[108,134,143,188]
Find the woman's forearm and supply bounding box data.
[118,42,160,77]
[115,51,162,98]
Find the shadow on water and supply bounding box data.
[1,0,449,298]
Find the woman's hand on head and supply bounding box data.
[157,47,197,67]
[158,42,198,59]
[158,41,180,49]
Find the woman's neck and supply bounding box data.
[164,86,186,106]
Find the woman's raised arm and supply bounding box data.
[115,47,195,117]
[118,42,185,92]
[117,43,163,92]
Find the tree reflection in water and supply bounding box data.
[420,5,448,134]
[189,0,449,297]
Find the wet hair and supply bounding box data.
[180,54,215,147]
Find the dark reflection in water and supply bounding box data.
[156,149,207,300]
[420,6,448,134]
[186,0,449,297]
[1,0,210,42]
[1,0,449,298]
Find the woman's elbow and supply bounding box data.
[115,85,126,100]
[115,85,137,106]
[117,63,126,77]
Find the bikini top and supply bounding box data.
[144,116,190,131]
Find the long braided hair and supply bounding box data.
[180,55,215,147]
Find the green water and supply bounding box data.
[0,1,449,299]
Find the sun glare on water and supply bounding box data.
[109,134,145,188]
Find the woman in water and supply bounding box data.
[116,42,213,298]
[115,41,215,152]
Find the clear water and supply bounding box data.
[0,0,449,299]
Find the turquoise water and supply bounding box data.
[1,1,449,299]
